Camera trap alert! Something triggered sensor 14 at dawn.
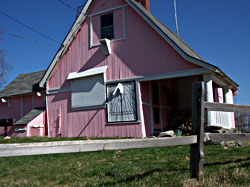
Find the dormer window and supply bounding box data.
[101,13,114,39]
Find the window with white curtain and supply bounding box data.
[106,81,137,123]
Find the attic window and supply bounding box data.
[101,13,114,39]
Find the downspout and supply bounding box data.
[46,82,50,137]
[58,108,62,137]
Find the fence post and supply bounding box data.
[190,82,205,179]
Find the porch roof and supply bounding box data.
[15,108,45,126]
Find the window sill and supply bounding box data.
[106,120,141,125]
[72,104,106,111]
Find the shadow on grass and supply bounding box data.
[102,167,189,185]
[205,157,250,168]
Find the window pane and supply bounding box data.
[101,13,113,28]
[107,82,137,123]
[153,107,160,124]
[101,26,114,39]
[152,82,159,105]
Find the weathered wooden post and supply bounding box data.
[190,82,205,179]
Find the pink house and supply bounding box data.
[1,0,238,137]
[0,70,47,137]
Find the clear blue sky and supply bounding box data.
[0,0,249,105]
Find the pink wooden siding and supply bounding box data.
[88,0,125,14]
[48,0,199,89]
[23,95,33,117]
[47,92,143,137]
[27,112,45,137]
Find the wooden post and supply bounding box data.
[190,82,205,179]
[4,125,8,137]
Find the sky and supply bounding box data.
[0,0,250,105]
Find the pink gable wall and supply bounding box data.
[48,0,199,89]
[47,0,200,137]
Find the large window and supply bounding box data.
[106,82,138,123]
[101,13,114,39]
[67,66,107,110]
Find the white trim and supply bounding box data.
[106,68,208,84]
[47,87,71,95]
[67,66,108,80]
[90,16,93,47]
[46,83,50,137]
[139,68,208,82]
[89,5,127,48]
[15,127,26,132]
[32,124,44,128]
[138,83,146,137]
[122,6,126,40]
[91,38,125,48]
[39,0,92,88]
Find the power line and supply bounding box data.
[57,0,77,11]
[0,9,60,44]
[174,0,179,36]
[4,32,59,47]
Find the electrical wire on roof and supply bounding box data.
[174,0,179,36]
[4,32,59,47]
[57,0,77,11]
[0,10,60,44]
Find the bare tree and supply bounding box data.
[0,30,11,88]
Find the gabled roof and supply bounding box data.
[39,0,238,89]
[0,70,46,98]
[15,108,45,125]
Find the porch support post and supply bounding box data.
[223,87,235,128]
[203,74,215,126]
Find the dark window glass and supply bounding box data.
[101,13,114,39]
[152,82,159,105]
[153,107,160,124]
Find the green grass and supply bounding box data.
[0,144,249,186]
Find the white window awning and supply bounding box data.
[67,66,108,80]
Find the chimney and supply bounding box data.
[135,0,150,12]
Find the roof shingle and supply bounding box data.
[0,70,45,98]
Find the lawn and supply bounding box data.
[0,143,249,186]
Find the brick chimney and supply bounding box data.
[135,0,150,12]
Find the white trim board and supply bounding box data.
[67,66,108,80]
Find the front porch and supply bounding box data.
[139,74,237,137]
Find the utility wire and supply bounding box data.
[174,0,179,36]
[5,32,59,47]
[0,9,60,44]
[57,0,77,11]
